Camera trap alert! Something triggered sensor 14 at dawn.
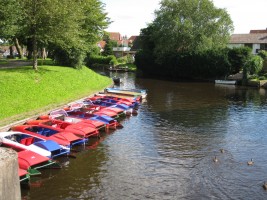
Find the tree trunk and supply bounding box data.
[13,38,24,59]
[26,38,33,60]
[9,46,14,59]
[42,48,47,60]
[32,35,38,70]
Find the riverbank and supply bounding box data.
[0,63,112,127]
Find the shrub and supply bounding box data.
[108,55,118,66]
[50,46,85,69]
[117,56,128,64]
[258,50,267,60]
[85,54,118,67]
[245,55,263,75]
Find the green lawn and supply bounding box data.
[0,65,112,126]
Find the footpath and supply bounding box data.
[0,60,32,69]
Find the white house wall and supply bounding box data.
[252,44,260,54]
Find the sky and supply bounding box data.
[101,0,267,37]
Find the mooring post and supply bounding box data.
[0,147,21,200]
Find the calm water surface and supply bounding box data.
[22,72,267,199]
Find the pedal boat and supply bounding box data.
[1,131,70,158]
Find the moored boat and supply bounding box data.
[19,168,30,183]
[46,109,107,131]
[104,87,147,99]
[67,101,125,118]
[215,80,236,85]
[0,131,70,158]
[84,98,137,116]
[65,109,123,130]
[88,95,139,109]
[26,119,99,139]
[11,125,73,148]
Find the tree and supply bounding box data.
[49,0,110,68]
[243,55,263,81]
[228,47,252,74]
[151,0,234,62]
[102,38,114,56]
[0,0,24,58]
[0,0,110,70]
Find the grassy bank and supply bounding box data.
[0,65,112,126]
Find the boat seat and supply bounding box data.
[38,128,49,136]
[20,137,34,146]
[60,123,68,129]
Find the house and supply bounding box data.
[228,28,267,54]
[109,32,122,41]
[97,32,139,58]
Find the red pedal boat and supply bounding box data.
[11,125,79,148]
[67,102,125,118]
[41,109,107,131]
[26,119,99,138]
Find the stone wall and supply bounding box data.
[0,148,21,200]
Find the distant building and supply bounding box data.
[97,32,139,58]
[228,28,267,54]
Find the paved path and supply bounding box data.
[0,60,32,69]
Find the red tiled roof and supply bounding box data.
[128,36,137,41]
[250,29,267,34]
[109,32,121,41]
[230,33,267,44]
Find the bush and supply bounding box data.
[117,55,134,64]
[85,54,118,67]
[117,56,128,64]
[259,76,267,80]
[49,46,85,69]
[108,55,118,66]
[228,47,252,74]
[258,50,267,60]
[244,55,263,75]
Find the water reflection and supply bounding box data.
[22,71,267,199]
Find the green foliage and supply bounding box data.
[117,55,134,64]
[102,38,114,56]
[86,55,118,67]
[109,55,118,66]
[136,47,231,79]
[228,47,252,74]
[50,46,86,69]
[0,0,22,39]
[0,0,110,70]
[117,56,128,64]
[117,63,137,71]
[151,0,233,61]
[258,50,267,60]
[244,55,263,75]
[0,65,112,122]
[135,0,234,79]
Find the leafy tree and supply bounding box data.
[0,0,24,58]
[0,0,110,70]
[243,55,263,79]
[102,38,114,56]
[136,0,234,79]
[228,47,252,74]
[150,0,234,62]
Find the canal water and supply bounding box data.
[21,71,267,199]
